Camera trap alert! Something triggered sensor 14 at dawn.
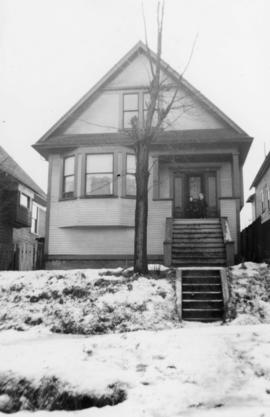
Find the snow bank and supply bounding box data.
[0,269,178,334]
[229,262,270,324]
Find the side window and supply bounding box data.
[63,156,75,199]
[123,94,139,129]
[20,193,30,208]
[86,154,113,196]
[126,154,136,196]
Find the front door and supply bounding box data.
[173,171,218,218]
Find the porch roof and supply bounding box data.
[33,128,252,164]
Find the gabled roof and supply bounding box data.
[250,151,270,188]
[34,41,250,148]
[0,146,46,200]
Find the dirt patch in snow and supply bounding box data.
[0,373,126,413]
[0,269,178,335]
[228,262,270,324]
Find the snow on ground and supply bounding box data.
[0,268,178,334]
[229,262,270,324]
[1,264,270,414]
[1,325,270,416]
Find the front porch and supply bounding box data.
[163,217,235,267]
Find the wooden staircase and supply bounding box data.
[181,269,224,321]
[171,218,226,267]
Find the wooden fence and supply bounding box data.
[0,238,45,271]
[241,218,270,262]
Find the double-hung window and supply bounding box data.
[123,93,139,129]
[86,154,113,196]
[126,154,136,196]
[143,92,159,127]
[63,156,75,199]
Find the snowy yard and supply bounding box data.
[1,325,270,416]
[0,263,270,415]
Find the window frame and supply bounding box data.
[85,153,114,197]
[123,93,139,129]
[125,153,136,197]
[62,155,75,200]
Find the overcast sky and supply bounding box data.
[1,0,269,226]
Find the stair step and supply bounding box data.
[183,270,221,277]
[182,284,222,291]
[173,241,224,246]
[172,250,225,256]
[182,277,221,284]
[182,309,223,320]
[182,292,222,300]
[172,243,225,248]
[182,300,223,309]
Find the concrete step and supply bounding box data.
[182,309,223,321]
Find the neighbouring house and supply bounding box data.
[33,41,253,270]
[0,146,47,270]
[242,152,270,261]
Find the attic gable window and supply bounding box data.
[63,156,75,199]
[86,154,113,196]
[143,93,159,127]
[123,93,139,129]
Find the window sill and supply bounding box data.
[122,195,136,199]
[59,197,77,202]
[80,195,118,199]
[153,198,173,201]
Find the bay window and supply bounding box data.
[86,154,113,196]
[63,156,75,199]
[126,154,136,196]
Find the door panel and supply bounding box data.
[174,175,184,217]
[205,173,218,217]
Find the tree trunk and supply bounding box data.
[134,140,150,274]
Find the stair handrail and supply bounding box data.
[220,217,235,266]
[163,217,173,266]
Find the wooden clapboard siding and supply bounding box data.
[55,54,226,137]
[220,162,233,196]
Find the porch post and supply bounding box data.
[232,152,241,198]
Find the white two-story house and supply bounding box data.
[33,42,252,269]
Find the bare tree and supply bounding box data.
[131,0,196,273]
